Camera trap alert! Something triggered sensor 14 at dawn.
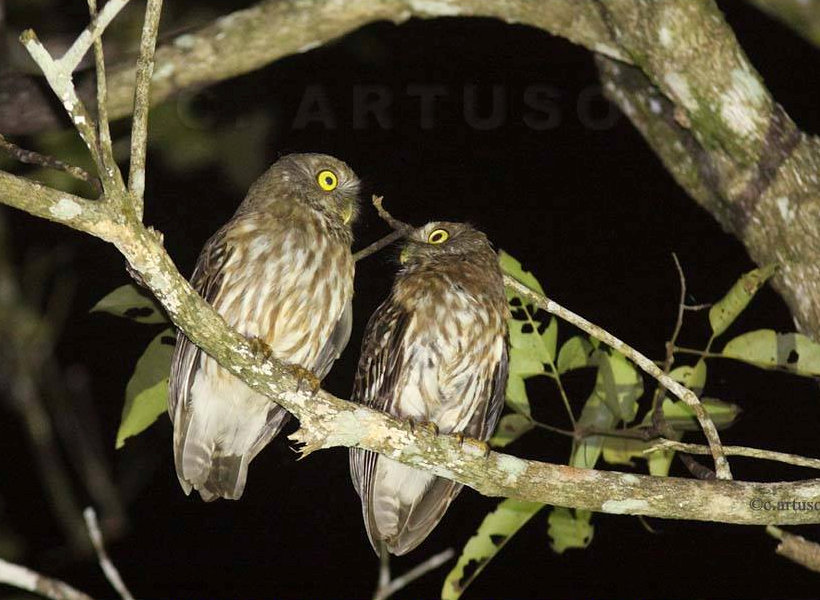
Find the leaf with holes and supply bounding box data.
[116,328,175,448]
[92,283,169,324]
[442,499,543,600]
[548,507,594,553]
[557,336,594,374]
[499,250,546,302]
[708,264,776,339]
[722,330,820,376]
[509,319,552,364]
[489,413,533,448]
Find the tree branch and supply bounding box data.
[503,275,731,479]
[647,439,820,472]
[594,2,820,341]
[5,0,820,538]
[0,0,627,136]
[0,558,94,600]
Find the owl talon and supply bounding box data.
[404,418,417,433]
[247,336,273,360]
[419,421,439,436]
[461,437,491,458]
[288,364,321,395]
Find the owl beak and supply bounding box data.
[399,247,409,264]
[342,199,355,225]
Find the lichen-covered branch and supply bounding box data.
[4,0,820,536]
[593,1,820,341]
[6,169,820,525]
[4,0,820,347]
[0,0,626,135]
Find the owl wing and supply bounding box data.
[348,297,466,555]
[312,297,353,380]
[467,341,509,439]
[349,297,409,497]
[168,228,232,421]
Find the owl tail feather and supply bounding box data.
[175,407,250,502]
[177,438,249,502]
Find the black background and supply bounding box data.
[2,1,820,598]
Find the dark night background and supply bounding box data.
[2,1,820,598]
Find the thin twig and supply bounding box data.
[128,0,164,216]
[503,275,732,480]
[88,0,121,193]
[652,254,688,417]
[373,548,455,600]
[19,31,103,169]
[0,134,102,194]
[83,507,134,600]
[372,195,413,233]
[0,558,94,600]
[650,253,708,478]
[58,0,131,74]
[766,525,820,574]
[646,439,820,471]
[354,228,407,262]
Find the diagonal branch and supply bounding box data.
[0,558,94,600]
[3,0,820,535]
[4,169,820,525]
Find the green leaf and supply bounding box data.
[570,394,617,470]
[601,437,648,467]
[509,319,551,364]
[668,359,707,395]
[489,414,534,448]
[594,350,642,423]
[499,250,546,300]
[505,374,530,417]
[547,508,594,554]
[722,330,820,376]
[646,441,678,477]
[442,499,543,600]
[652,397,740,432]
[541,317,558,363]
[508,347,544,378]
[116,329,175,448]
[709,264,776,339]
[91,284,168,324]
[557,336,594,374]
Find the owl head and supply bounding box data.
[400,221,496,266]
[248,153,361,227]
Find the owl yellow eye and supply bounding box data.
[427,228,449,244]
[317,170,338,191]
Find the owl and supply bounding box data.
[169,153,360,501]
[349,222,510,555]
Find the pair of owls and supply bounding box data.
[169,153,509,556]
